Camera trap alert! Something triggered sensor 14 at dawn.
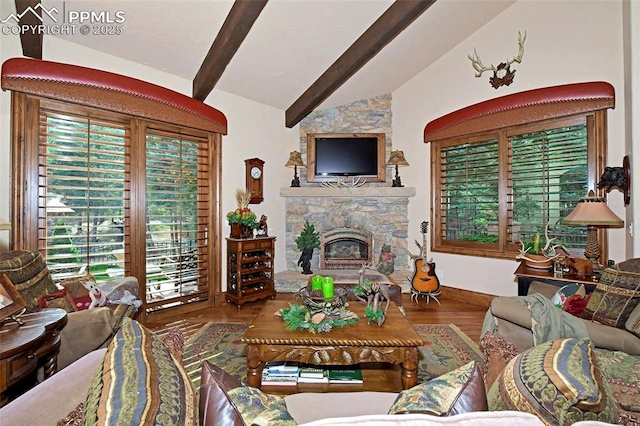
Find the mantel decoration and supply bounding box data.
[227,189,259,239]
[516,222,566,269]
[285,151,305,188]
[468,31,526,89]
[386,150,409,187]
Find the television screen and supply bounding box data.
[314,136,379,177]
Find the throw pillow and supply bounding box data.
[481,332,520,390]
[160,326,185,362]
[55,402,84,426]
[388,361,487,416]
[37,288,76,312]
[487,337,618,425]
[60,273,99,311]
[198,361,296,426]
[0,250,57,310]
[563,293,591,318]
[625,302,640,338]
[581,267,640,329]
[84,317,197,426]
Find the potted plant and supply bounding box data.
[227,189,259,239]
[295,221,320,274]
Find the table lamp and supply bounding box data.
[285,151,306,187]
[563,190,623,266]
[386,150,409,187]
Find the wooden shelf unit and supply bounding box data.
[226,237,276,308]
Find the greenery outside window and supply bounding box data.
[429,106,609,260]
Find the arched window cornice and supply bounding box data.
[424,82,614,142]
[1,57,227,134]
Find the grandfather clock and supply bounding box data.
[245,158,264,204]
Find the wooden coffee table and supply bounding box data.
[242,300,422,392]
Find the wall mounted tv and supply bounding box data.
[306,133,386,183]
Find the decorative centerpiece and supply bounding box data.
[277,285,358,334]
[516,223,566,269]
[227,189,259,239]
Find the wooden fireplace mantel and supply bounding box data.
[280,187,416,198]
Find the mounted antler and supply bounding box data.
[468,31,526,89]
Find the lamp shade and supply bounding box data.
[386,150,409,167]
[285,151,305,168]
[563,191,623,227]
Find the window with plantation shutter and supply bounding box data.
[13,95,221,318]
[145,128,211,311]
[431,112,605,260]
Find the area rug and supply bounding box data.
[155,321,484,394]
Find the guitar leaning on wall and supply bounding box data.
[411,221,440,293]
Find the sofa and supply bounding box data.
[0,316,623,425]
[485,263,640,424]
[0,250,140,371]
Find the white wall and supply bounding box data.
[392,0,627,296]
[0,35,298,288]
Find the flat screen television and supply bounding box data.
[306,133,386,183]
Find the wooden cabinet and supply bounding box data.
[226,237,276,308]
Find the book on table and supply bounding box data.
[261,369,298,386]
[267,361,300,375]
[326,366,363,384]
[298,367,325,379]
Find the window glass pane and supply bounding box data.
[39,109,128,283]
[145,130,209,309]
[509,124,588,251]
[440,139,499,243]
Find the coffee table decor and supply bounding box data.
[276,286,358,333]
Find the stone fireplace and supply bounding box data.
[275,186,415,292]
[320,227,373,269]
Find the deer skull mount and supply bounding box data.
[468,31,526,89]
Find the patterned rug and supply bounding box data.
[154,321,484,394]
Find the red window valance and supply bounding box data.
[424,82,614,143]
[1,57,227,134]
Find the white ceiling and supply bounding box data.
[43,0,514,111]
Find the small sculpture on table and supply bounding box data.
[354,262,392,326]
[256,215,268,237]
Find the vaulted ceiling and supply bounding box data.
[10,0,515,127]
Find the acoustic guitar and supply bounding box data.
[411,221,440,293]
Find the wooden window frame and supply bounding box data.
[424,83,614,262]
[10,92,223,322]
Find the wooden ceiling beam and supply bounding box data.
[193,0,268,102]
[285,0,435,128]
[14,0,43,59]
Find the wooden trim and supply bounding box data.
[285,0,435,128]
[438,286,494,309]
[305,133,386,183]
[193,0,268,102]
[209,132,223,305]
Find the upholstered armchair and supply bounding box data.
[0,250,140,372]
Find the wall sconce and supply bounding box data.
[386,150,409,187]
[563,190,624,267]
[597,155,630,206]
[285,151,305,188]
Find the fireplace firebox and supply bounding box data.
[320,228,373,269]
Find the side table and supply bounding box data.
[514,262,598,296]
[0,308,67,406]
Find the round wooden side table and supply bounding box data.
[0,322,45,407]
[18,308,68,379]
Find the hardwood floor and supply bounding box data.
[145,293,489,346]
